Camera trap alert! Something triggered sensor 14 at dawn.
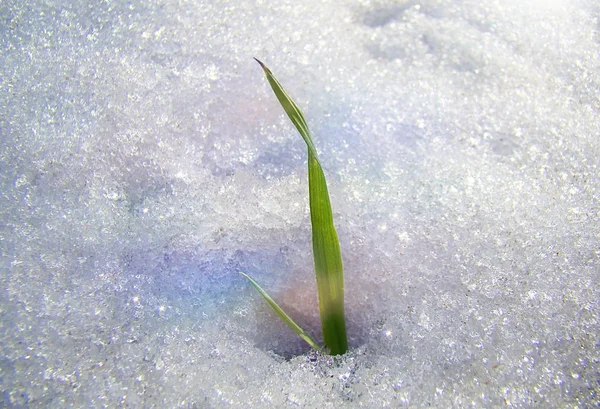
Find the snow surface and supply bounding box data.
[1,0,599,407]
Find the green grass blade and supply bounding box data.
[254,58,320,161]
[239,272,323,352]
[255,59,348,355]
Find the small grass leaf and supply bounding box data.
[239,272,323,352]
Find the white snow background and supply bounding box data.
[1,0,599,407]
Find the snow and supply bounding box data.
[1,0,599,407]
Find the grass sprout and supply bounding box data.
[240,59,348,355]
